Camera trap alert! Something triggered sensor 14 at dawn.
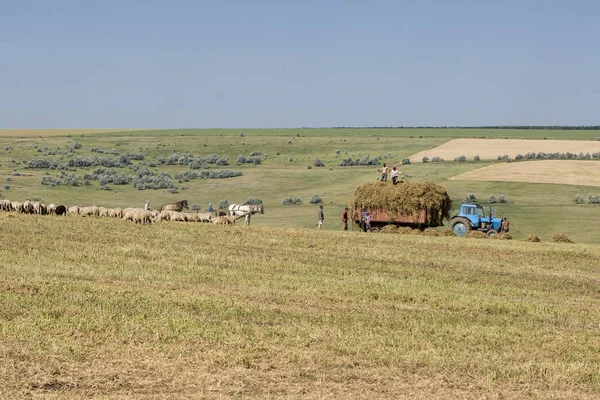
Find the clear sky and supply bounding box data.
[1,1,599,128]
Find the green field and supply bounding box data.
[1,129,599,242]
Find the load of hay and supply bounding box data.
[380,225,398,234]
[349,181,452,226]
[490,232,512,240]
[552,233,574,243]
[524,234,541,242]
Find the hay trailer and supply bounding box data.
[449,203,503,237]
[354,207,443,232]
[350,181,452,232]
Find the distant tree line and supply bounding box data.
[306,126,600,130]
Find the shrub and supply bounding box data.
[474,155,480,161]
[488,195,496,204]
[338,155,380,167]
[169,188,178,194]
[454,155,467,162]
[401,158,411,165]
[588,194,600,204]
[552,233,573,243]
[307,165,312,169]
[422,156,430,163]
[288,157,293,162]
[243,198,263,205]
[463,193,477,203]
[308,194,323,204]
[4,184,10,190]
[572,195,584,204]
[27,159,60,169]
[281,196,302,205]
[218,200,229,210]
[250,151,261,157]
[524,234,541,242]
[314,158,325,167]
[431,157,444,163]
[498,194,506,203]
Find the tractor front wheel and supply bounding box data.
[487,230,498,238]
[450,217,471,237]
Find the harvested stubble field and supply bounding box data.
[1,214,600,399]
[450,160,600,187]
[409,138,600,162]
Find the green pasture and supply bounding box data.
[1,130,599,242]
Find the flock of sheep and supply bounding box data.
[0,199,239,225]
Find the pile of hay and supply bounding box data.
[467,231,488,239]
[491,233,512,240]
[440,229,456,237]
[524,234,541,242]
[380,225,398,234]
[421,229,440,237]
[349,181,452,226]
[552,233,574,243]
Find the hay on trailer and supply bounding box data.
[440,229,456,237]
[524,234,541,242]
[552,233,574,243]
[467,231,488,239]
[349,181,452,226]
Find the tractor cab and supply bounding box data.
[450,203,504,237]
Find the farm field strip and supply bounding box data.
[409,138,600,161]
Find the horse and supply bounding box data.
[228,204,264,226]
[160,200,189,212]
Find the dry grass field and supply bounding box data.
[0,129,140,138]
[449,160,600,187]
[409,139,600,162]
[1,214,600,399]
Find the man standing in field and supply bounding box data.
[378,163,389,181]
[318,205,324,230]
[342,207,348,230]
[144,200,150,211]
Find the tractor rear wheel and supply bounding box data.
[450,217,471,237]
[487,230,498,238]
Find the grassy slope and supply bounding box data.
[1,214,599,399]
[2,130,599,242]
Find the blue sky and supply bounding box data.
[1,1,599,128]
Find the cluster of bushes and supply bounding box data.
[313,158,325,167]
[236,154,262,165]
[41,172,81,187]
[26,159,62,170]
[462,193,506,204]
[338,155,381,166]
[243,198,263,205]
[132,172,175,190]
[91,147,119,155]
[573,194,600,204]
[308,194,323,204]
[83,167,130,185]
[176,169,243,181]
[218,200,229,210]
[422,156,445,163]
[281,196,302,205]
[158,153,228,167]
[501,152,600,161]
[66,141,82,152]
[67,156,133,168]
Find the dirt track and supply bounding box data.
[450,160,600,187]
[409,139,600,161]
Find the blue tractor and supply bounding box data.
[449,203,504,237]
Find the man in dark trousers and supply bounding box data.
[342,207,348,230]
[318,205,324,230]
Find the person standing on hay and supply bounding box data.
[317,205,325,230]
[378,163,389,181]
[342,207,348,231]
[391,166,400,185]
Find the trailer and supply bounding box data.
[354,207,442,231]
